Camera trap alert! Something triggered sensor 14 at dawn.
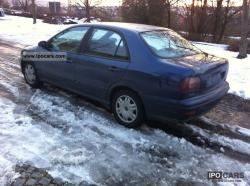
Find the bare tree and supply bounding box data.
[212,0,241,43]
[212,0,223,42]
[121,0,166,26]
[121,0,149,24]
[17,0,30,12]
[185,0,209,41]
[165,0,181,28]
[238,0,250,59]
[0,0,4,6]
[76,0,101,22]
[0,0,10,8]
[183,0,240,42]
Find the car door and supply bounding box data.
[72,28,130,102]
[36,26,90,89]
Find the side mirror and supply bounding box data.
[38,41,48,49]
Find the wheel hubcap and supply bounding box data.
[115,95,138,123]
[24,64,36,84]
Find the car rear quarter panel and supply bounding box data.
[111,30,195,112]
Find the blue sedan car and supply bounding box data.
[20,22,229,128]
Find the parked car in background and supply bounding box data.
[43,16,101,25]
[20,23,229,128]
[78,17,102,23]
[0,8,5,17]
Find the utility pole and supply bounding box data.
[31,0,36,24]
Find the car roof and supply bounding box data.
[77,22,170,33]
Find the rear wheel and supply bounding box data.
[23,62,42,88]
[112,90,144,128]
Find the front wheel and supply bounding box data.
[23,62,42,88]
[112,90,145,128]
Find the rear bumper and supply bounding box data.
[143,82,229,121]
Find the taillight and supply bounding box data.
[180,77,201,94]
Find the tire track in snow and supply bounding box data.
[0,56,20,72]
[150,119,250,163]
[0,47,34,106]
[188,117,250,144]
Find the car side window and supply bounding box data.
[86,28,129,60]
[51,26,89,52]
[116,40,128,59]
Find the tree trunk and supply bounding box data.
[197,0,208,34]
[216,0,230,43]
[167,3,171,28]
[188,0,195,39]
[212,0,223,42]
[238,0,249,59]
[31,0,36,24]
[85,0,91,23]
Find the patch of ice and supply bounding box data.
[220,147,225,153]
[237,127,250,138]
[0,81,19,98]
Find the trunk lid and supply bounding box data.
[166,53,229,91]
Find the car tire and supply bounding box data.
[112,90,144,128]
[23,62,42,88]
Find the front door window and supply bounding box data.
[50,26,89,52]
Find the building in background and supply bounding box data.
[49,1,61,14]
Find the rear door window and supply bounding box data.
[86,28,129,60]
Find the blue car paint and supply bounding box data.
[21,23,229,121]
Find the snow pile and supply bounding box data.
[194,42,250,99]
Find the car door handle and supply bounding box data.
[108,66,121,72]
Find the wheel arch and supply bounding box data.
[20,60,27,73]
[108,85,146,115]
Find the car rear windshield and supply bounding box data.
[141,30,202,58]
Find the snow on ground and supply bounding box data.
[0,15,249,99]
[194,42,250,99]
[0,15,69,46]
[1,86,250,185]
[187,123,250,156]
